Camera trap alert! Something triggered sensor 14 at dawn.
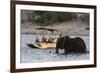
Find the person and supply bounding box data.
[59,33,62,38]
[35,36,40,43]
[48,37,51,43]
[41,36,47,43]
[48,37,54,43]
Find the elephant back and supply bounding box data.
[63,36,86,53]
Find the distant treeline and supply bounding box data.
[32,11,78,26]
[20,10,89,26]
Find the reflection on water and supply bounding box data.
[20,34,90,63]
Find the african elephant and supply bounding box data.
[55,36,87,54]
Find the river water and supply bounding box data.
[20,34,90,63]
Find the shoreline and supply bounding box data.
[21,20,89,36]
[21,33,89,36]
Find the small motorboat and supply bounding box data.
[27,27,61,49]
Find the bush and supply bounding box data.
[32,11,77,26]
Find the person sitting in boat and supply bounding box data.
[41,36,47,43]
[35,36,40,43]
[48,37,54,43]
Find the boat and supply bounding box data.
[27,27,61,49]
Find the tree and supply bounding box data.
[32,11,77,26]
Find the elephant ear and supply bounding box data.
[55,37,62,54]
[56,37,61,48]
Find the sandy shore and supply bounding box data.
[21,20,89,36]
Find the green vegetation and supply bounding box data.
[32,11,90,26]
[32,11,77,26]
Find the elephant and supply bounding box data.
[55,36,87,54]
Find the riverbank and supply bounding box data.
[21,20,89,36]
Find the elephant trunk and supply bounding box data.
[55,48,59,54]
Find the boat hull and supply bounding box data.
[27,43,56,49]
